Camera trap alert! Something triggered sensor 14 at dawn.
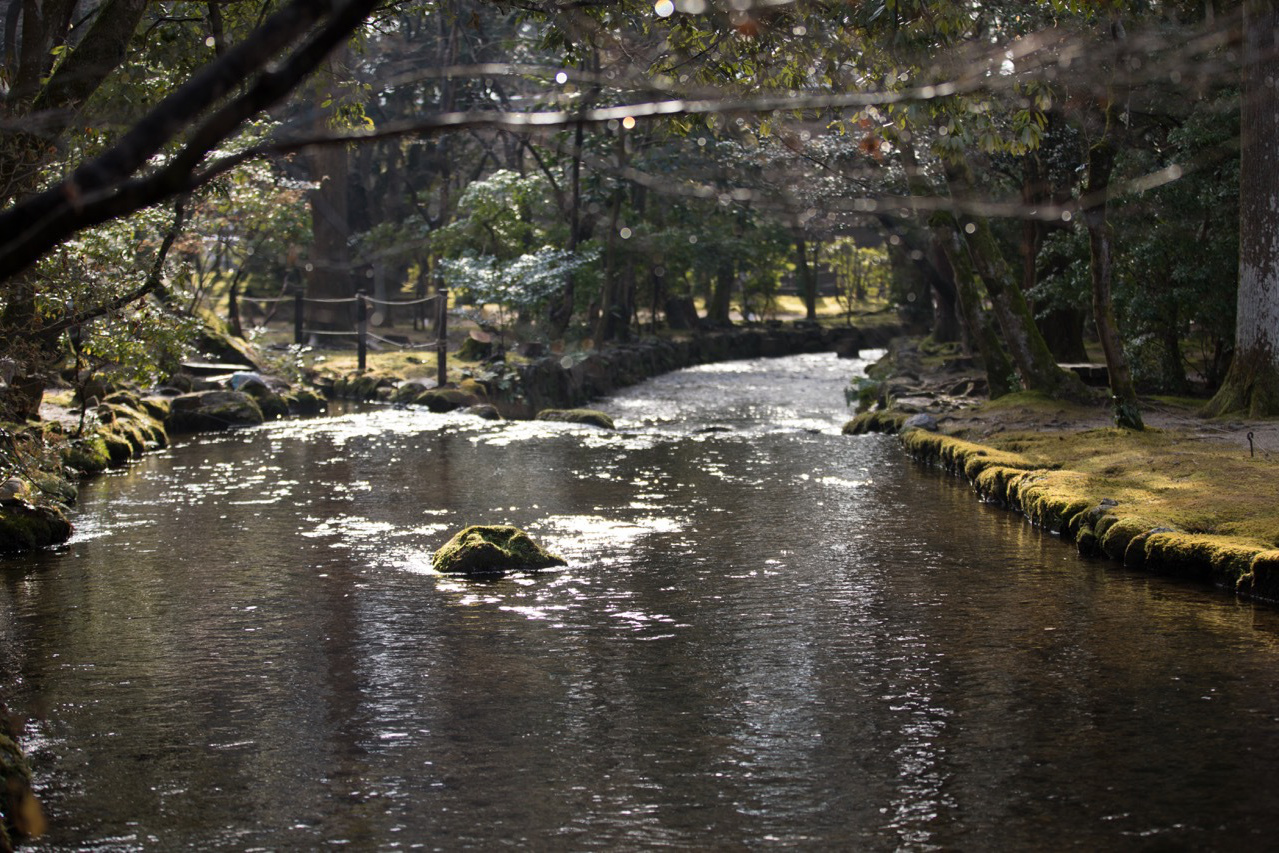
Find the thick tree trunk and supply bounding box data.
[927,237,962,344]
[795,235,817,321]
[1084,135,1143,428]
[548,116,586,338]
[594,182,626,344]
[933,218,1018,397]
[1205,0,1279,417]
[305,68,353,334]
[708,259,734,326]
[944,161,1088,400]
[1021,154,1088,362]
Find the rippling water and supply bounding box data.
[4,352,1279,850]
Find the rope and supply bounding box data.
[364,295,440,307]
[237,295,295,304]
[367,332,441,349]
[302,329,358,337]
[302,296,357,305]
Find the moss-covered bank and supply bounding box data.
[877,425,1279,603]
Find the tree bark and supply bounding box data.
[1022,153,1088,362]
[1084,134,1143,428]
[0,0,381,284]
[795,234,817,321]
[894,140,1010,388]
[944,159,1088,400]
[932,216,1018,397]
[708,259,734,326]
[928,239,962,345]
[305,73,353,335]
[1205,0,1279,417]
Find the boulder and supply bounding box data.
[903,412,939,432]
[392,378,437,404]
[0,730,42,843]
[230,375,288,420]
[284,388,326,415]
[433,525,566,575]
[536,408,616,430]
[465,404,501,420]
[414,388,478,413]
[166,390,264,434]
[0,500,72,553]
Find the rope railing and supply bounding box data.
[232,287,450,383]
[237,295,295,305]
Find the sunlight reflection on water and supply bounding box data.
[9,351,1279,850]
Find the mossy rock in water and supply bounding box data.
[414,388,477,413]
[101,431,134,465]
[62,435,111,474]
[283,388,326,415]
[167,390,264,433]
[433,525,566,575]
[0,501,72,553]
[0,732,43,846]
[138,396,171,422]
[536,408,615,430]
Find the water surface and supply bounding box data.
[3,352,1279,850]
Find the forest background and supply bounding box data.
[1,0,1275,428]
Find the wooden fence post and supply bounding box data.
[436,288,448,387]
[294,288,304,345]
[356,289,368,372]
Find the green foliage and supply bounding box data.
[439,247,600,317]
[828,240,890,322]
[31,209,196,386]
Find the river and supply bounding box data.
[3,351,1279,850]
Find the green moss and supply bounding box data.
[62,435,111,474]
[901,431,1040,481]
[167,391,265,433]
[458,378,489,399]
[334,373,396,401]
[1139,533,1258,586]
[842,410,905,435]
[31,473,76,507]
[0,503,72,552]
[414,388,477,413]
[536,409,616,430]
[102,432,134,464]
[284,388,326,415]
[0,732,42,845]
[1240,550,1279,602]
[432,525,567,574]
[138,396,171,421]
[107,420,148,456]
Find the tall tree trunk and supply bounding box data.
[1023,153,1088,362]
[944,160,1088,400]
[895,141,1010,386]
[594,174,626,344]
[708,259,735,326]
[548,115,585,338]
[1205,0,1279,417]
[1084,132,1143,428]
[795,234,817,321]
[928,239,962,345]
[305,60,353,335]
[932,217,1018,397]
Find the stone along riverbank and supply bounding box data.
[1,323,900,556]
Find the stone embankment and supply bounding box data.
[846,409,1279,605]
[325,324,898,416]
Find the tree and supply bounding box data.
[0,0,385,418]
[1205,0,1279,417]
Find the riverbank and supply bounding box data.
[844,340,1279,604]
[0,322,902,556]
